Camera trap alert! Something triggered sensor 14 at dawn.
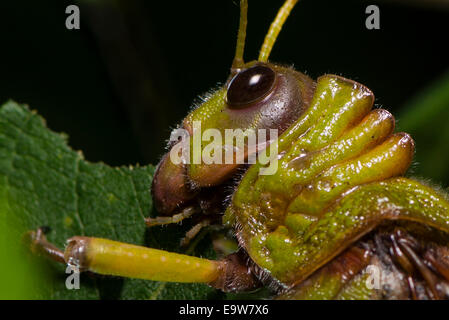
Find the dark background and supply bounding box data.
[0,0,448,181]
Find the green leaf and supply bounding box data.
[397,70,449,186]
[0,101,222,299]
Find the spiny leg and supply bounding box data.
[180,219,211,247]
[424,248,449,283]
[146,207,217,248]
[145,206,197,227]
[26,229,261,293]
[389,230,419,299]
[393,230,440,299]
[383,227,449,299]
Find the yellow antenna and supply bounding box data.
[258,0,299,62]
[232,0,248,69]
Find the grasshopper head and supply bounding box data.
[152,0,310,215]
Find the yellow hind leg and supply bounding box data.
[25,227,260,292]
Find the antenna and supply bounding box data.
[232,0,248,70]
[258,0,299,62]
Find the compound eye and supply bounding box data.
[226,65,276,109]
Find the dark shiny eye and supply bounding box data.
[226,65,276,108]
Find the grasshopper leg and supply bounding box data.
[24,227,65,264]
[288,177,449,287]
[392,229,441,299]
[180,219,211,247]
[144,206,197,227]
[277,246,371,300]
[25,228,261,293]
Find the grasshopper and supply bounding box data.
[28,0,449,299]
